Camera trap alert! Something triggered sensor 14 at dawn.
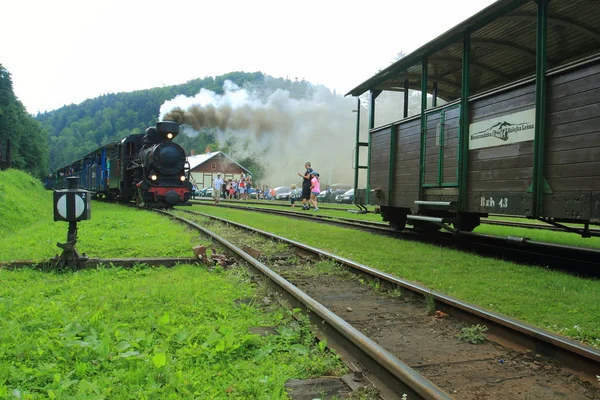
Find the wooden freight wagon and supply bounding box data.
[348,0,600,237]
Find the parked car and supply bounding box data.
[335,189,355,204]
[199,187,215,197]
[318,184,352,203]
[274,186,292,200]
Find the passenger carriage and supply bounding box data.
[348,0,600,236]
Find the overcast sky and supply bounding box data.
[2,0,496,114]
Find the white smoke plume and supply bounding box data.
[159,80,370,188]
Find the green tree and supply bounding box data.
[0,64,48,177]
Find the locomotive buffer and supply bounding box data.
[52,176,91,269]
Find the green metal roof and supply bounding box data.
[347,0,600,99]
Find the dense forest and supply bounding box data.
[0,64,48,177]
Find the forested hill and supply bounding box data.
[36,71,317,173]
[0,64,48,177]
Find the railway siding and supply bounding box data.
[172,209,600,399]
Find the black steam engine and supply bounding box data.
[116,121,192,207]
[46,121,192,208]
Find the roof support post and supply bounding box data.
[432,82,438,108]
[369,89,380,130]
[403,79,409,118]
[367,90,381,203]
[419,58,428,197]
[459,33,471,210]
[353,97,361,193]
[532,0,550,216]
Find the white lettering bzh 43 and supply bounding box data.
[480,196,508,208]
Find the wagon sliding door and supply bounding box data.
[422,105,460,188]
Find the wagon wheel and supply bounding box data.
[389,216,407,231]
[453,214,481,232]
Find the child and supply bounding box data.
[290,184,299,207]
[309,171,320,211]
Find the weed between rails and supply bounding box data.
[423,293,436,316]
[456,324,488,344]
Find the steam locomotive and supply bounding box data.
[45,121,192,207]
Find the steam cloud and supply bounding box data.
[159,80,371,188]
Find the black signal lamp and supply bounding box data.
[53,177,91,222]
[52,176,90,269]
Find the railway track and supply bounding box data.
[191,198,600,235]
[158,208,600,399]
[186,200,600,276]
[484,218,600,236]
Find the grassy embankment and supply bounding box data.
[0,170,345,398]
[191,205,600,349]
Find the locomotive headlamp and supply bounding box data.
[167,133,174,139]
[180,175,186,182]
[150,174,158,181]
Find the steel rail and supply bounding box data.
[483,219,600,235]
[175,209,600,384]
[192,201,390,229]
[157,209,452,400]
[191,198,600,235]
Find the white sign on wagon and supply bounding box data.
[469,108,536,150]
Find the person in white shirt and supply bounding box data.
[213,174,224,204]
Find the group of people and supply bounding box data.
[209,162,321,210]
[296,161,320,211]
[211,173,252,204]
[223,174,251,200]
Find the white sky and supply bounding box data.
[2,0,497,114]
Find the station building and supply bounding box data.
[187,150,251,189]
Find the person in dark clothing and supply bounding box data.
[297,161,313,210]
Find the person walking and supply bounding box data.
[289,184,299,208]
[297,162,313,210]
[213,173,224,205]
[309,171,321,211]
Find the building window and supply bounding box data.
[211,163,216,170]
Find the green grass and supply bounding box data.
[0,265,344,398]
[0,169,201,262]
[0,170,346,397]
[0,169,49,236]
[194,206,600,348]
[0,201,201,261]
